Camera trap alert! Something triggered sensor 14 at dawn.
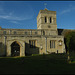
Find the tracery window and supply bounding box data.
[29,40,36,48]
[3,31,6,34]
[50,40,55,48]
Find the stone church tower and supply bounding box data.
[37,8,57,30]
[0,8,65,57]
[37,8,58,36]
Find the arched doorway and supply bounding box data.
[11,41,20,56]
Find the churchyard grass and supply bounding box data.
[0,54,75,74]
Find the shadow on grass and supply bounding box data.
[0,54,75,74]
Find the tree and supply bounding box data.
[69,32,75,51]
[64,31,75,53]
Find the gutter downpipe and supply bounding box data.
[4,36,7,56]
[45,37,47,54]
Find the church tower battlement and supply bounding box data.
[37,8,57,31]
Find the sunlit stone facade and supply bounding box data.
[0,9,65,57]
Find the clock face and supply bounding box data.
[48,25,51,28]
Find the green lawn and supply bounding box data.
[0,54,75,74]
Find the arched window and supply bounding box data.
[50,17,52,23]
[50,40,55,48]
[45,17,47,23]
[29,40,36,48]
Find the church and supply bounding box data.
[0,8,66,57]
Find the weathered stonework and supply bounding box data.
[0,8,66,57]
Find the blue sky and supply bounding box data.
[0,1,75,29]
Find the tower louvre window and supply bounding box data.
[45,17,47,23]
[50,17,52,23]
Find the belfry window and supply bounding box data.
[45,17,47,23]
[50,17,52,23]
